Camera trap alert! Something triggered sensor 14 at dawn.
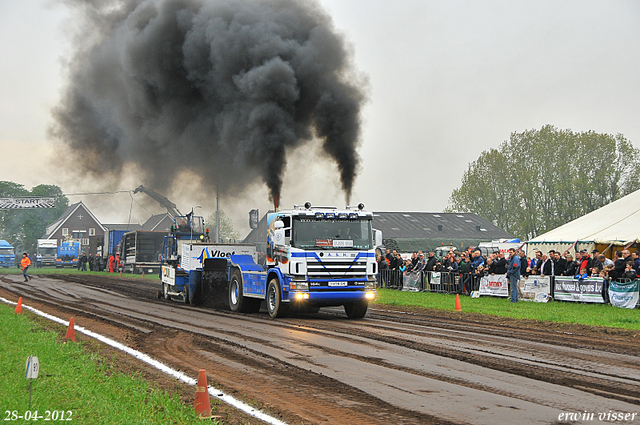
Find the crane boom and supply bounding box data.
[133,185,183,217]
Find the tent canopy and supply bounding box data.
[528,189,640,244]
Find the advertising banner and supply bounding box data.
[0,197,56,209]
[608,280,639,309]
[553,277,606,303]
[479,274,509,297]
[521,276,551,302]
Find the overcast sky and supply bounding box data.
[1,0,639,235]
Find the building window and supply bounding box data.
[62,228,68,236]
[89,228,95,236]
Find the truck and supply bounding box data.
[478,239,525,257]
[56,241,80,268]
[119,230,167,274]
[36,239,58,267]
[159,203,381,319]
[0,240,16,268]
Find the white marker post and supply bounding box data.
[25,356,39,410]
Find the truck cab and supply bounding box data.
[37,239,58,267]
[0,240,15,268]
[262,203,379,318]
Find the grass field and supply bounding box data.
[374,288,640,330]
[0,267,157,279]
[0,304,219,425]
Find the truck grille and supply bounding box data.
[307,258,367,280]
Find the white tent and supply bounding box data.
[527,189,640,255]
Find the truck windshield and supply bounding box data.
[38,248,57,255]
[292,218,373,249]
[0,249,13,255]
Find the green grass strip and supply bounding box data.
[0,304,218,424]
[374,288,640,330]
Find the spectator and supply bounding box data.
[531,251,543,275]
[578,249,593,273]
[425,251,438,272]
[563,254,578,276]
[518,249,529,277]
[575,267,589,281]
[506,248,521,303]
[413,252,426,272]
[598,254,614,268]
[590,267,600,278]
[492,251,507,275]
[610,250,625,279]
[539,254,551,276]
[385,248,393,265]
[553,251,566,276]
[632,252,640,276]
[622,262,637,280]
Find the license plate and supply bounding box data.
[328,281,348,287]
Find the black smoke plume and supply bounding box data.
[51,0,367,205]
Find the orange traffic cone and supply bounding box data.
[194,369,212,418]
[119,270,122,277]
[454,294,462,312]
[65,317,76,342]
[142,270,145,278]
[14,297,23,314]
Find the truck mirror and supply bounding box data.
[274,220,285,229]
[373,229,382,247]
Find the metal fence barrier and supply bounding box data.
[378,269,479,294]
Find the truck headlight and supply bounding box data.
[365,280,376,289]
[291,281,308,291]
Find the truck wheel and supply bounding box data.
[229,270,260,313]
[344,300,368,319]
[183,285,190,305]
[266,278,289,318]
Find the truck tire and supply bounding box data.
[344,300,368,319]
[266,278,289,318]
[229,270,260,313]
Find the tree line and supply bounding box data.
[0,182,69,255]
[446,125,640,240]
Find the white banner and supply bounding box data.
[521,276,551,302]
[553,277,606,303]
[0,197,56,209]
[479,274,509,297]
[608,280,639,309]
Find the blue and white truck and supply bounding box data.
[0,240,15,268]
[159,203,380,319]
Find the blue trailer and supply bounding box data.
[159,203,381,319]
[56,242,80,268]
[0,240,16,268]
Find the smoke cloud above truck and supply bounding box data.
[50,0,367,205]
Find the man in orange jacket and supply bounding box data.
[21,252,31,282]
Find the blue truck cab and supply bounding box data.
[0,240,16,268]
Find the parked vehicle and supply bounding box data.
[56,242,80,268]
[119,230,166,274]
[0,240,16,268]
[36,239,58,267]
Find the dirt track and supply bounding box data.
[2,273,640,424]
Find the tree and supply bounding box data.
[204,210,240,242]
[0,182,69,254]
[446,125,640,240]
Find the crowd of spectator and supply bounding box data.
[377,246,640,291]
